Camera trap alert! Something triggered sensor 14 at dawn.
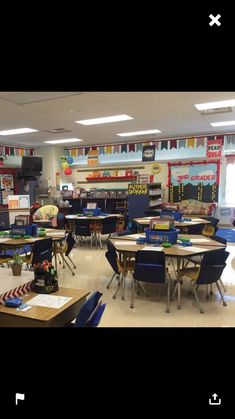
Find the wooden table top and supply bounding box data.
[0,228,66,246]
[114,233,225,247]
[66,213,122,220]
[134,216,210,227]
[110,235,224,257]
[0,287,89,322]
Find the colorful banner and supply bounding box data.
[142,145,156,162]
[87,149,99,166]
[207,138,223,158]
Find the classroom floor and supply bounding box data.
[56,239,235,327]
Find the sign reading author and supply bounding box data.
[142,145,156,162]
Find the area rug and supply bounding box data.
[216,228,235,242]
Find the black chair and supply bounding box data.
[105,241,121,290]
[57,212,67,229]
[105,240,135,299]
[102,216,117,237]
[131,250,172,313]
[180,249,229,313]
[54,232,76,275]
[27,238,53,267]
[144,210,161,216]
[75,219,91,245]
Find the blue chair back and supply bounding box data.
[57,212,66,228]
[133,250,166,284]
[75,219,91,237]
[32,238,52,264]
[65,232,76,256]
[74,291,104,327]
[105,240,119,274]
[196,249,229,285]
[102,216,117,235]
[86,303,106,327]
[211,235,227,245]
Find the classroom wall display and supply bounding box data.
[142,145,156,162]
[168,161,220,203]
[128,183,148,195]
[0,168,19,208]
[207,137,223,158]
[88,149,99,166]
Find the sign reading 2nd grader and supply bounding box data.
[207,138,223,158]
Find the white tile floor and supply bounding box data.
[56,239,235,327]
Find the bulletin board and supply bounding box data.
[168,161,220,203]
[0,169,19,208]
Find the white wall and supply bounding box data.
[35,146,64,187]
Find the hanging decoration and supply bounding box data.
[60,155,73,175]
[64,167,72,176]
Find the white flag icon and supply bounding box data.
[15,393,25,405]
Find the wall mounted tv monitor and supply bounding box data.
[21,156,42,177]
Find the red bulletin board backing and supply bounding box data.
[0,168,19,208]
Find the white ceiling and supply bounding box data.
[0,92,235,147]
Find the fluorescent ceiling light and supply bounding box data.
[76,114,133,125]
[195,99,235,111]
[210,120,235,127]
[117,129,162,137]
[44,138,83,144]
[0,128,38,135]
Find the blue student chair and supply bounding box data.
[74,291,105,327]
[131,250,172,313]
[180,249,229,313]
[183,236,227,295]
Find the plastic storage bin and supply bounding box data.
[144,227,179,244]
[160,210,183,221]
[83,208,101,216]
[10,224,38,236]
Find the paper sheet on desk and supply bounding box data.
[181,246,208,252]
[26,295,72,309]
[116,234,144,240]
[0,238,10,243]
[114,241,136,245]
[190,238,211,243]
[142,246,164,251]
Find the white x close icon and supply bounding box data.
[209,14,221,26]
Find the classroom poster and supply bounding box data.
[207,138,223,158]
[0,174,14,189]
[142,145,156,162]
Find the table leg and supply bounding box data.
[177,258,181,309]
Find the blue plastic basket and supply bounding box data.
[11,224,38,236]
[144,228,179,244]
[160,210,183,221]
[83,208,101,216]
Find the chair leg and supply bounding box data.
[191,283,204,313]
[205,284,209,299]
[219,278,226,293]
[112,273,122,299]
[106,272,117,289]
[210,284,213,295]
[166,275,171,313]
[121,273,126,300]
[215,281,227,307]
[62,255,75,276]
[67,255,76,269]
[130,278,135,308]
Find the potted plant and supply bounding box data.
[10,253,25,276]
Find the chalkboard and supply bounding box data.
[169,183,218,203]
[128,183,148,196]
